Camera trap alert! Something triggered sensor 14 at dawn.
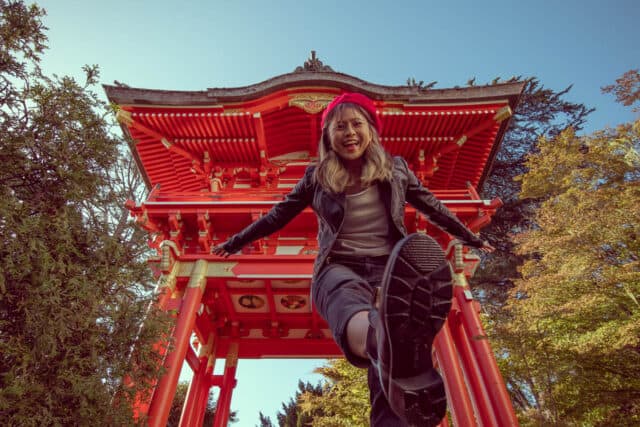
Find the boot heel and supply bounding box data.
[389,371,447,427]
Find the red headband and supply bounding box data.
[321,92,382,134]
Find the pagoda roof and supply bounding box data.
[104,52,524,194]
[105,69,523,107]
[109,53,523,360]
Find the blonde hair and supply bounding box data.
[314,103,393,193]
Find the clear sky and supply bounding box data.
[34,0,639,425]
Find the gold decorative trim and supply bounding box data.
[160,240,181,256]
[187,259,208,291]
[289,94,335,114]
[452,272,468,287]
[160,244,172,272]
[494,106,513,122]
[268,151,310,166]
[116,109,133,125]
[456,135,468,147]
[222,108,246,115]
[198,334,215,358]
[208,262,238,277]
[157,260,180,293]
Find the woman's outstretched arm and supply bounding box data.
[400,157,491,249]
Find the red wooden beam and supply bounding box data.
[147,260,208,427]
[434,321,478,427]
[454,286,519,426]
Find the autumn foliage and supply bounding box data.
[494,118,640,424]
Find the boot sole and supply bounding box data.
[379,233,452,426]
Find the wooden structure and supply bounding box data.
[105,51,524,426]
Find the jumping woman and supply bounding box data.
[214,92,494,426]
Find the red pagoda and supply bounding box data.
[105,52,524,427]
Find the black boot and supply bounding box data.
[372,233,453,427]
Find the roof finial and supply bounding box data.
[294,50,334,73]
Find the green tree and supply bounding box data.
[297,359,369,426]
[276,379,326,427]
[0,1,169,425]
[470,78,595,417]
[492,77,640,425]
[476,77,594,306]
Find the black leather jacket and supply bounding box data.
[224,156,484,276]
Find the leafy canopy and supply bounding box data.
[493,85,640,425]
[297,359,369,427]
[0,2,170,425]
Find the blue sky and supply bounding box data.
[35,0,639,425]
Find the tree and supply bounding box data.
[476,77,594,305]
[491,74,640,425]
[602,69,640,110]
[256,411,276,427]
[470,80,595,414]
[297,359,369,426]
[275,379,326,427]
[0,2,169,425]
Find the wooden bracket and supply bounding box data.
[197,211,213,253]
[168,211,184,246]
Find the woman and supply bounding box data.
[214,93,494,426]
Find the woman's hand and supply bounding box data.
[212,242,233,258]
[478,241,496,254]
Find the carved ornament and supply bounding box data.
[289,93,335,114]
[294,50,334,73]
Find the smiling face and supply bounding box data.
[327,107,373,166]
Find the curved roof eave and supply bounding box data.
[103,71,525,108]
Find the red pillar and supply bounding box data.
[194,360,215,426]
[434,319,478,426]
[180,335,216,427]
[178,355,203,426]
[148,260,209,427]
[449,295,499,426]
[213,343,239,427]
[130,262,181,420]
[455,284,519,426]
